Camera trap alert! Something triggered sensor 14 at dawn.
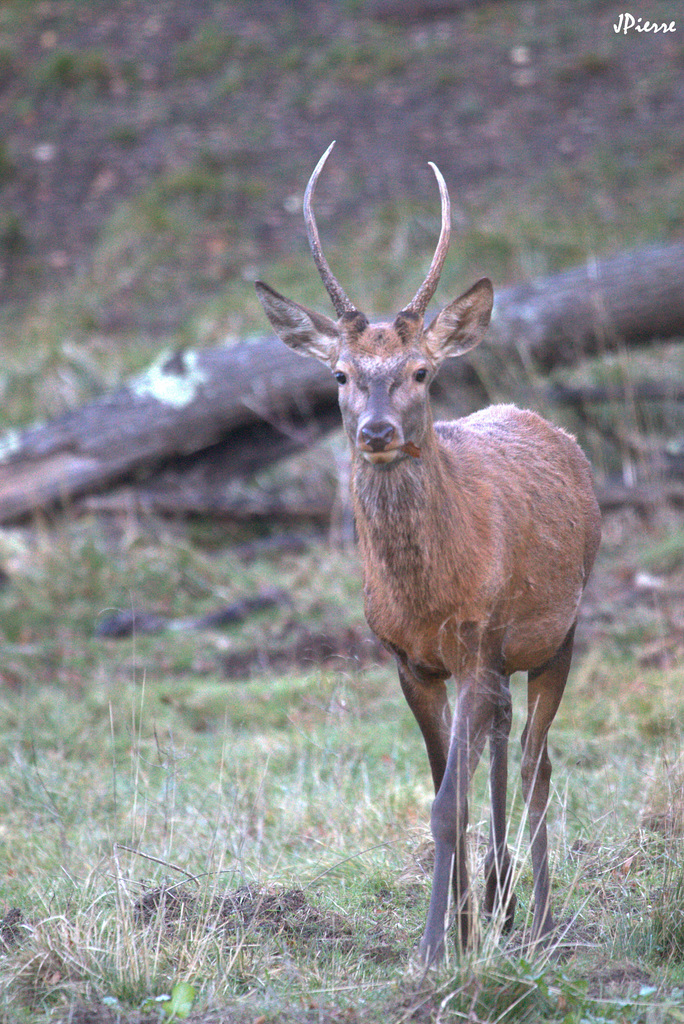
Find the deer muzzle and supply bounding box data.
[356,418,417,464]
[358,420,400,464]
[360,420,396,451]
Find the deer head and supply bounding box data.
[256,142,493,465]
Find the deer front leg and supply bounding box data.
[419,678,494,964]
[483,674,517,932]
[521,624,575,943]
[395,654,451,793]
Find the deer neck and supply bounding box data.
[350,426,463,596]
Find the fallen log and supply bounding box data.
[595,481,684,513]
[0,241,682,524]
[78,485,335,523]
[80,476,684,518]
[486,242,684,373]
[548,380,684,406]
[0,344,339,523]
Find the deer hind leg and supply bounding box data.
[419,674,497,964]
[521,623,576,943]
[483,674,517,932]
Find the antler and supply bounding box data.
[403,162,451,318]
[303,141,357,318]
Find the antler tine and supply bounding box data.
[303,141,357,318]
[404,162,451,318]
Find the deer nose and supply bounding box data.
[360,420,396,452]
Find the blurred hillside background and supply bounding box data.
[0,0,682,432]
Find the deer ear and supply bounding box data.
[255,281,340,365]
[423,278,493,364]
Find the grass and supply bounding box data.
[32,47,116,95]
[2,516,684,1021]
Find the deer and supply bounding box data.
[255,142,601,965]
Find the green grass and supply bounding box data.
[31,47,117,95]
[2,519,684,1021]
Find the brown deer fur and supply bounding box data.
[255,144,601,964]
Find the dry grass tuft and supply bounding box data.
[641,749,684,837]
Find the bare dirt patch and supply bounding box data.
[0,907,25,952]
[134,881,401,965]
[136,881,351,944]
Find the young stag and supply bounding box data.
[255,142,601,964]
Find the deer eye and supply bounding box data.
[414,367,428,383]
[334,371,347,385]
